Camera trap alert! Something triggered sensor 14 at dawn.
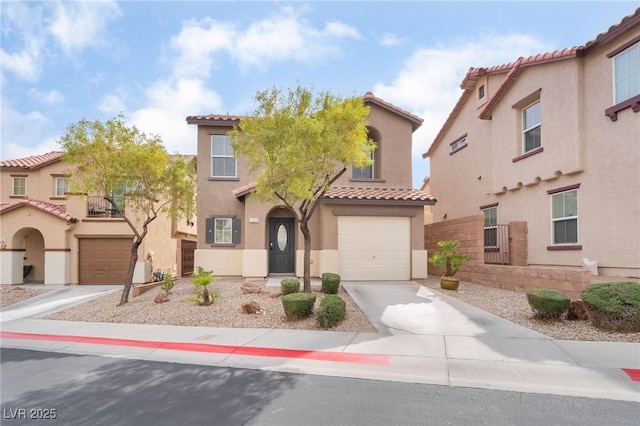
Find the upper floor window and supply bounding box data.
[211,135,236,178]
[523,101,541,153]
[352,149,375,179]
[12,176,26,196]
[450,134,468,154]
[55,177,69,197]
[551,189,578,245]
[614,43,639,104]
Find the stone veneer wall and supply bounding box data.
[425,215,591,299]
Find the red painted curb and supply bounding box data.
[621,368,640,381]
[0,331,391,366]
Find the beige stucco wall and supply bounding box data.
[1,163,195,285]
[427,30,640,277]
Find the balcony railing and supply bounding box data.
[87,196,123,218]
[484,224,509,265]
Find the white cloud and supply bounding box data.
[0,101,58,160]
[28,88,64,105]
[0,1,47,81]
[130,78,223,155]
[373,33,551,185]
[170,6,362,78]
[378,32,406,47]
[98,93,127,115]
[49,0,121,53]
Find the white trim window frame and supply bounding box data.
[483,207,498,248]
[613,43,639,105]
[522,101,541,153]
[12,176,26,196]
[55,177,69,197]
[451,137,467,153]
[211,135,236,178]
[214,217,233,244]
[551,189,578,245]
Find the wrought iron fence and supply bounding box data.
[87,196,123,217]
[484,224,510,265]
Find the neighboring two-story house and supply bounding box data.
[423,8,640,279]
[0,152,197,285]
[187,92,435,281]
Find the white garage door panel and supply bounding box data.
[338,216,410,281]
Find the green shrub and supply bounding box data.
[281,278,300,296]
[316,295,346,328]
[190,266,217,306]
[581,282,640,332]
[160,273,175,295]
[526,288,570,320]
[321,272,341,294]
[281,293,316,320]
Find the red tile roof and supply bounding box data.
[423,7,640,158]
[232,182,257,198]
[231,184,436,205]
[324,187,436,205]
[187,93,424,131]
[0,198,77,222]
[186,115,242,125]
[0,151,63,170]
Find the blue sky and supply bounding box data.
[2,1,639,188]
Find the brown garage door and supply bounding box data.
[79,238,132,284]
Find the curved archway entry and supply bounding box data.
[12,228,45,283]
[268,216,295,274]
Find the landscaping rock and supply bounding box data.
[241,301,261,314]
[154,293,169,304]
[567,300,589,321]
[241,281,263,294]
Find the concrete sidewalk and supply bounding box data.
[1,281,639,402]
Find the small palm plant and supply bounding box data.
[428,240,471,277]
[191,266,217,306]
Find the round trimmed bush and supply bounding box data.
[526,288,570,320]
[281,292,316,320]
[316,294,346,328]
[581,282,640,332]
[281,278,300,296]
[321,272,341,294]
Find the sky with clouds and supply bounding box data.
[2,0,638,188]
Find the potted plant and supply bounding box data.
[428,240,471,290]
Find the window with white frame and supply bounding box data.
[483,207,498,247]
[12,176,26,196]
[450,137,467,153]
[205,217,241,245]
[613,43,639,105]
[215,217,232,243]
[523,101,541,153]
[55,177,69,197]
[353,148,375,179]
[551,189,578,245]
[211,135,236,178]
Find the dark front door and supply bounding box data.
[269,218,295,274]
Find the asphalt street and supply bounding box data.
[2,348,638,426]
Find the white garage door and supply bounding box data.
[338,216,410,281]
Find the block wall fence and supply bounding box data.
[424,215,591,299]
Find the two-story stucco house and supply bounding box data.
[187,92,436,281]
[0,152,197,285]
[423,8,640,279]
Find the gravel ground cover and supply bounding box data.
[44,278,377,333]
[1,286,48,308]
[3,277,639,342]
